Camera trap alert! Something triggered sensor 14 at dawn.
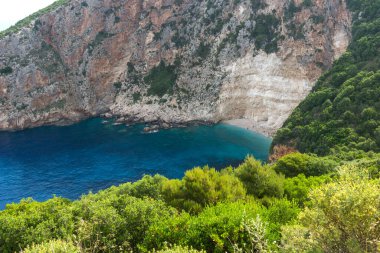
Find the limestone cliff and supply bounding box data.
[0,0,351,135]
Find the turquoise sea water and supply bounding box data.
[0,118,271,209]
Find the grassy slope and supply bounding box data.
[0,0,69,39]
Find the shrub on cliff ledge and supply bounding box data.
[251,14,281,53]
[0,66,13,75]
[145,61,177,97]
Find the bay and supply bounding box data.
[0,118,271,208]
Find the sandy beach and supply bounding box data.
[223,119,274,138]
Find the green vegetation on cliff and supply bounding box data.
[0,66,13,75]
[272,0,380,156]
[145,61,177,97]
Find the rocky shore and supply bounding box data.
[101,112,214,134]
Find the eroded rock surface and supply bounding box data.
[0,0,351,135]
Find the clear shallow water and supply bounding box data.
[0,118,271,209]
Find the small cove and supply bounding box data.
[0,118,271,208]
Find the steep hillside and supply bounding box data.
[272,0,380,156]
[0,0,351,135]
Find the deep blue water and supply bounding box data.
[0,118,271,209]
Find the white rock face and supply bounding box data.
[216,52,313,135]
[333,27,351,60]
[213,0,352,136]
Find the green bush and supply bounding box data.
[143,201,264,253]
[232,215,270,252]
[302,0,313,7]
[113,82,122,89]
[128,174,167,199]
[162,166,246,213]
[185,201,262,252]
[235,156,284,198]
[344,154,380,178]
[153,245,205,253]
[22,240,80,253]
[262,198,300,244]
[73,194,175,252]
[141,212,191,252]
[90,174,167,201]
[285,0,300,20]
[273,153,337,177]
[0,197,74,253]
[284,174,332,205]
[133,92,141,102]
[281,165,380,252]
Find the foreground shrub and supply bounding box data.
[141,212,191,252]
[235,156,284,198]
[280,225,317,253]
[273,152,337,177]
[344,154,380,178]
[161,166,246,213]
[283,174,332,205]
[153,245,206,253]
[73,194,176,252]
[281,165,380,252]
[142,201,264,252]
[0,197,74,253]
[185,201,262,252]
[90,174,167,201]
[22,240,80,253]
[232,215,270,253]
[262,198,300,244]
[128,174,167,199]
